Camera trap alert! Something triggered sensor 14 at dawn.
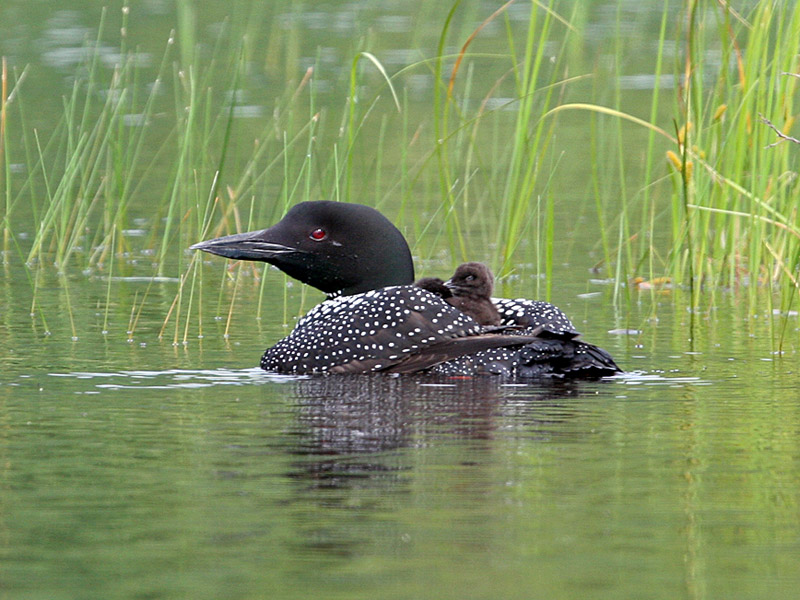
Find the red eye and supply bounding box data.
[309,228,327,241]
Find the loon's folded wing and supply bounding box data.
[262,286,488,374]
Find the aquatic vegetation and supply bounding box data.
[1,1,799,349]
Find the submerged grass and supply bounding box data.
[1,1,800,349]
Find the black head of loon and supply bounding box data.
[191,201,414,297]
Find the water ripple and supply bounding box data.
[47,368,300,390]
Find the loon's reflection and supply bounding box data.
[283,374,593,488]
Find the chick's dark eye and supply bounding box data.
[466,275,475,281]
[309,228,327,241]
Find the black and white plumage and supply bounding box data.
[261,286,545,374]
[493,297,578,336]
[192,201,621,378]
[427,296,609,377]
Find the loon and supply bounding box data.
[415,263,501,326]
[191,201,621,378]
[446,262,502,326]
[413,276,453,300]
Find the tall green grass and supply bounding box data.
[645,1,800,345]
[1,1,799,348]
[525,1,800,345]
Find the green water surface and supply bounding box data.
[1,1,799,599]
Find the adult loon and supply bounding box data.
[191,201,621,377]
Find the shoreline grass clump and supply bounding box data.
[528,1,800,343]
[665,2,800,299]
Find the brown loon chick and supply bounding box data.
[414,277,452,299]
[443,262,502,326]
[416,265,501,326]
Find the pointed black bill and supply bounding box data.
[190,230,296,262]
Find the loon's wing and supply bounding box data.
[261,285,535,375]
[516,337,621,377]
[493,297,581,339]
[427,336,621,378]
[372,332,544,374]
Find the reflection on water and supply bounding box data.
[290,374,608,453]
[2,362,799,598]
[284,375,610,492]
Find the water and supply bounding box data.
[3,303,800,599]
[2,1,800,598]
